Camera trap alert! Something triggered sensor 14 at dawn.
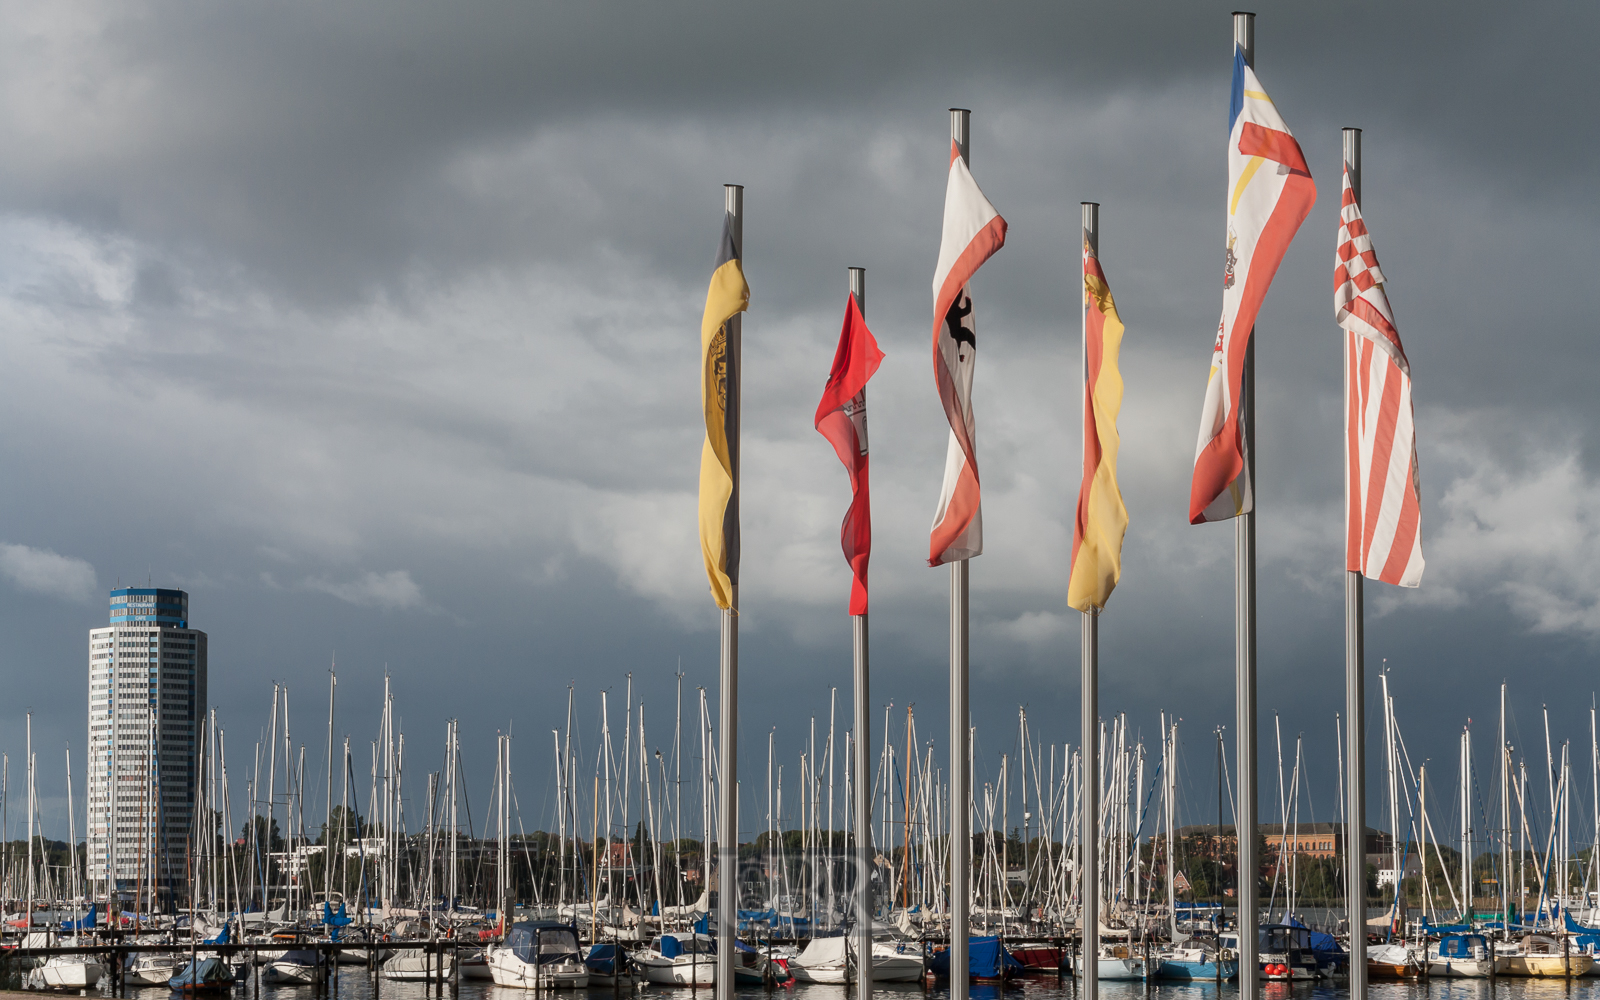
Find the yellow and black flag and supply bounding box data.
[699,204,749,609]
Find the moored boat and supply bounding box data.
[486,921,589,989]
[632,932,716,986]
[1427,933,1504,978]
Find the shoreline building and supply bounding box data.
[86,588,208,902]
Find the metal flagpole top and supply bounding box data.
[1082,203,1099,257]
[1233,11,1254,66]
[1342,128,1362,205]
[848,266,865,312]
[950,108,970,165]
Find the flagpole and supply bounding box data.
[1341,125,1368,1000]
[716,182,742,999]
[1079,201,1101,1000]
[947,105,972,1000]
[848,264,874,1000]
[1232,12,1259,999]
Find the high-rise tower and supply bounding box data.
[86,588,208,901]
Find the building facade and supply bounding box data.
[86,588,208,899]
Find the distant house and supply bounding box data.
[1168,824,1391,859]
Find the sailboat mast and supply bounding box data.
[325,668,336,907]
[1462,725,1471,921]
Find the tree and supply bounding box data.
[318,806,364,847]
[242,816,283,853]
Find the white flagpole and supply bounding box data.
[947,106,972,1000]
[1079,201,1101,1000]
[848,265,874,1000]
[716,182,742,998]
[1232,12,1259,997]
[1341,124,1368,1000]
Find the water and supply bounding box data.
[62,973,1600,1000]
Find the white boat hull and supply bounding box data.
[634,955,717,986]
[37,957,106,989]
[262,962,323,984]
[1428,957,1504,978]
[125,954,185,986]
[383,950,454,981]
[486,949,589,989]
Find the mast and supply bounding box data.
[1500,683,1510,926]
[1341,125,1369,998]
[1079,200,1102,1000]
[25,713,33,932]
[1231,14,1261,994]
[1462,725,1472,922]
[848,264,874,1000]
[713,181,744,996]
[325,667,336,907]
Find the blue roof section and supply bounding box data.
[109,587,189,627]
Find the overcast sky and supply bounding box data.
[1,1,1597,850]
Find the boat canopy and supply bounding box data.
[1437,934,1488,958]
[506,922,581,964]
[657,932,715,958]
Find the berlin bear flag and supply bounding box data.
[929,141,1007,565]
[1189,46,1316,524]
[815,293,884,615]
[1337,165,1423,587]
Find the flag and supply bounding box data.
[1189,47,1316,524]
[1069,237,1128,612]
[698,210,749,609]
[1337,165,1423,587]
[815,292,884,615]
[929,142,1007,565]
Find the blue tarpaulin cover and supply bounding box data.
[60,904,97,930]
[927,936,1023,980]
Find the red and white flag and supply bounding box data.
[929,142,1006,566]
[1337,165,1423,587]
[1189,51,1316,523]
[815,292,884,615]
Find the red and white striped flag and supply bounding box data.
[928,142,1006,566]
[1337,165,1423,587]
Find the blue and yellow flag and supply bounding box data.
[699,211,748,609]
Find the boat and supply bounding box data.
[261,949,330,984]
[787,935,922,983]
[125,951,186,986]
[485,921,589,988]
[1153,942,1237,981]
[1080,943,1145,981]
[583,943,635,987]
[732,940,792,985]
[1427,933,1505,977]
[459,946,494,980]
[1008,940,1066,974]
[33,954,106,989]
[1366,941,1422,979]
[927,936,1024,982]
[632,932,717,986]
[1499,934,1595,977]
[382,946,454,981]
[1218,926,1318,981]
[169,957,236,995]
